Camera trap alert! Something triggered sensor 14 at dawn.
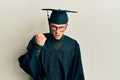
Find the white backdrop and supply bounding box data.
[0,0,120,80]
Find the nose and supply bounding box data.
[56,27,60,33]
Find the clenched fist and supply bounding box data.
[35,33,47,46]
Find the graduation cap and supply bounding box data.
[42,8,78,24]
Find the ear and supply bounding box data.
[65,24,68,29]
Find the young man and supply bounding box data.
[18,9,85,80]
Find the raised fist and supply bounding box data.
[35,33,47,46]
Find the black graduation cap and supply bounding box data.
[42,8,78,24]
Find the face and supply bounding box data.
[50,23,67,40]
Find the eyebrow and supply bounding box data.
[50,25,65,28]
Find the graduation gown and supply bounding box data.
[18,33,85,80]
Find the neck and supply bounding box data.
[51,34,64,50]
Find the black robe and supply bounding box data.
[18,33,85,80]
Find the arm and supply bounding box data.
[18,33,46,79]
[71,42,85,80]
[18,36,42,77]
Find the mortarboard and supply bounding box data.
[42,8,78,24]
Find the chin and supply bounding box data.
[55,37,61,40]
[55,36,62,40]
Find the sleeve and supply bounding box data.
[71,42,85,80]
[18,36,42,78]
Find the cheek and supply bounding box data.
[51,30,56,36]
[50,29,54,33]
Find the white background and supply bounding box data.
[0,0,120,80]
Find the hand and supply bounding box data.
[35,32,47,46]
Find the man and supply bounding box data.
[18,9,85,80]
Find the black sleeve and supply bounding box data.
[71,42,85,80]
[18,36,42,77]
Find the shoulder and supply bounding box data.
[64,35,79,48]
[43,33,50,37]
[64,35,77,43]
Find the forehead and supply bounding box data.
[50,23,67,27]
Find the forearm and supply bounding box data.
[33,42,42,57]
